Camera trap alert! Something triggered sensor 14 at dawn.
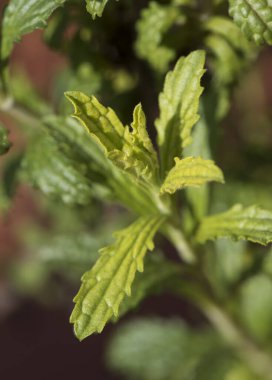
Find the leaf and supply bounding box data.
[197,204,272,245]
[155,51,206,174]
[1,0,67,61]
[135,2,180,73]
[70,216,164,340]
[229,0,272,45]
[183,102,212,220]
[239,274,272,342]
[21,135,94,205]
[204,16,255,119]
[65,91,159,184]
[107,318,236,380]
[0,124,11,155]
[160,156,224,195]
[86,0,117,19]
[45,115,166,216]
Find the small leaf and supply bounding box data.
[161,156,224,195]
[70,216,164,340]
[65,91,159,184]
[1,0,67,61]
[86,0,117,19]
[0,124,11,155]
[197,204,272,245]
[155,51,206,174]
[229,0,272,45]
[135,2,180,73]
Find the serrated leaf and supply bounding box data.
[45,115,166,216]
[70,216,164,340]
[155,51,206,174]
[183,102,212,220]
[21,136,94,205]
[1,0,67,61]
[197,204,272,245]
[161,156,224,195]
[86,0,117,19]
[135,2,179,73]
[65,91,159,184]
[204,16,255,119]
[0,124,11,155]
[229,0,272,45]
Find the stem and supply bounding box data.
[201,298,272,380]
[0,95,39,127]
[176,274,272,380]
[164,223,196,264]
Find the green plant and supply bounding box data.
[1,0,272,379]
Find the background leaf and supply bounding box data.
[229,0,272,45]
[1,0,67,61]
[135,1,180,73]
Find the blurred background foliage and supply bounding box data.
[1,0,272,379]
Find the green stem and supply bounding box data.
[0,95,39,127]
[200,298,272,380]
[164,223,196,264]
[176,272,272,380]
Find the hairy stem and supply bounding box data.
[164,223,196,263]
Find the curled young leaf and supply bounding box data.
[65,92,159,185]
[161,156,224,195]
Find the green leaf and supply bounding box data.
[21,135,94,205]
[204,16,255,119]
[107,318,236,380]
[183,101,212,220]
[161,156,224,195]
[229,0,272,45]
[197,204,272,245]
[135,2,180,73]
[45,115,167,216]
[239,274,272,342]
[70,216,164,340]
[1,0,67,61]
[155,51,206,174]
[65,91,159,185]
[0,124,11,155]
[86,0,117,19]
